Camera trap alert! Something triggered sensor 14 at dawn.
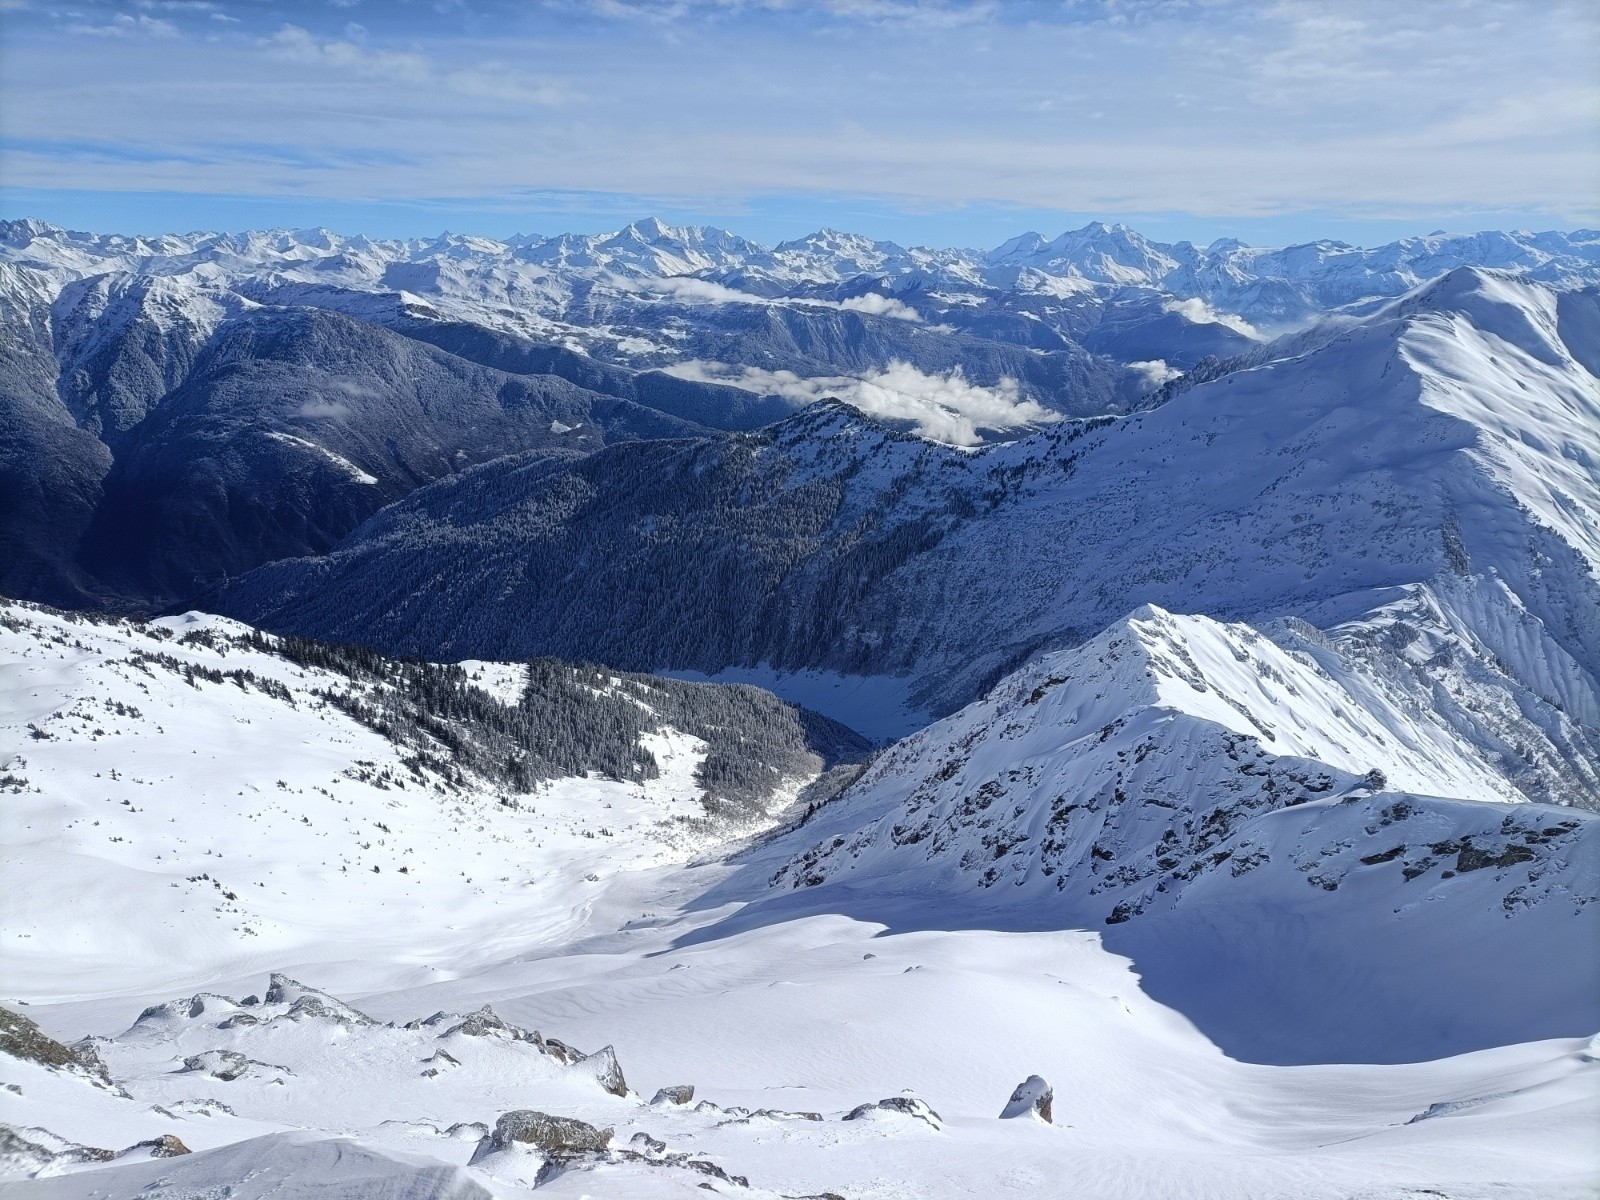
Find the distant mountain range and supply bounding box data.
[2,217,1596,611]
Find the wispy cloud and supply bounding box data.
[561,0,999,26]
[665,358,1056,445]
[66,12,179,37]
[264,24,571,104]
[267,24,429,82]
[1161,298,1258,337]
[838,292,922,321]
[620,275,924,321]
[4,0,1595,231]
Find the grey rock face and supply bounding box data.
[582,1045,628,1098]
[469,1110,612,1164]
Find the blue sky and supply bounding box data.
[2,0,1596,248]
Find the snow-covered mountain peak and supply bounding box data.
[985,221,1182,284]
[937,604,1515,805]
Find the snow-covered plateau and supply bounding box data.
[0,222,1597,1198]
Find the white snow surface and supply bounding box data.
[2,598,1597,1198]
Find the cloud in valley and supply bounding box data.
[664,358,1057,446]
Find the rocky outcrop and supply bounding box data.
[582,1045,628,1098]
[844,1097,942,1127]
[181,1049,292,1082]
[1,1007,106,1079]
[0,1125,116,1177]
[469,1110,613,1164]
[999,1075,1053,1123]
[128,1134,191,1158]
[651,1084,694,1106]
[265,974,375,1026]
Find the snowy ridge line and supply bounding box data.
[762,603,1599,1063]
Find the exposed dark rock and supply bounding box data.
[265,974,375,1026]
[0,1007,80,1071]
[843,1096,942,1126]
[0,1007,115,1088]
[651,1084,695,1106]
[469,1110,613,1164]
[442,1005,539,1041]
[0,1125,117,1174]
[1456,842,1536,873]
[129,1134,191,1158]
[181,1049,292,1082]
[533,1146,748,1190]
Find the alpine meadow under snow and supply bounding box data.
[1,212,1598,1200]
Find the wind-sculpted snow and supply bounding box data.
[216,270,1600,773]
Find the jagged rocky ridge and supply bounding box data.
[760,604,1599,1062]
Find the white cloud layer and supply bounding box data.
[265,24,568,105]
[663,358,1057,445]
[837,292,923,321]
[1161,298,1259,338]
[1126,359,1181,387]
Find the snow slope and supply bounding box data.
[0,601,851,1003]
[2,600,1596,1198]
[766,604,1600,1062]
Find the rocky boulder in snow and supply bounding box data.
[181,1049,292,1083]
[999,1076,1053,1123]
[581,1045,628,1098]
[0,1008,108,1081]
[126,1135,190,1158]
[844,1096,942,1127]
[469,1110,613,1164]
[264,974,375,1026]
